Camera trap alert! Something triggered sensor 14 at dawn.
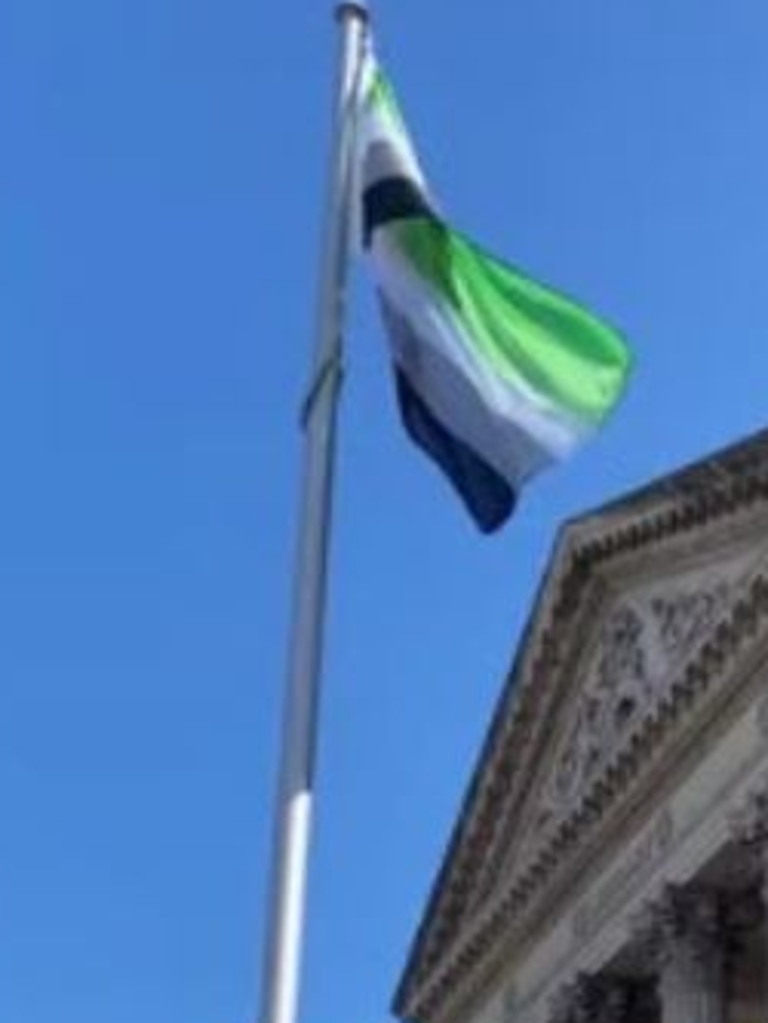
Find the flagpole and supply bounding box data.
[259,7,368,1023]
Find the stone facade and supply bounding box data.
[393,430,768,1023]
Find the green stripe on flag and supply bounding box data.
[389,217,632,425]
[367,70,408,135]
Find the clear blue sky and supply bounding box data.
[2,1,768,1021]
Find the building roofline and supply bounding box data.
[393,425,768,1021]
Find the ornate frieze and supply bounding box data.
[534,569,747,843]
[650,583,731,660]
[543,604,649,818]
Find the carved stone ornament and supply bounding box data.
[541,603,650,821]
[538,576,738,833]
[650,583,731,661]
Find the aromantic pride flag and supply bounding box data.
[355,50,633,532]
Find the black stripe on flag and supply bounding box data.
[394,367,517,533]
[363,176,435,248]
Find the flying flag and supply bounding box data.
[354,49,633,532]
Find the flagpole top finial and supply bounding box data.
[335,1,369,25]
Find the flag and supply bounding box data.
[354,49,633,532]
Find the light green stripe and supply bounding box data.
[367,70,401,120]
[388,218,632,425]
[366,69,410,140]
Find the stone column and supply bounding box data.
[548,974,632,1023]
[729,779,768,1009]
[635,886,726,1023]
[730,781,768,895]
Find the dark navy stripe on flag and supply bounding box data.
[394,368,517,533]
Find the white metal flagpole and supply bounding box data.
[259,7,369,1023]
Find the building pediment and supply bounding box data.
[395,429,768,1023]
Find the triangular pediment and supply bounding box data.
[395,428,768,1023]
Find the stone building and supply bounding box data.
[393,429,768,1023]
